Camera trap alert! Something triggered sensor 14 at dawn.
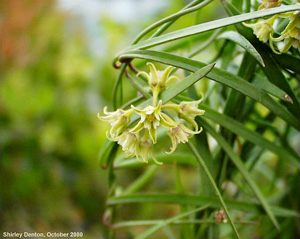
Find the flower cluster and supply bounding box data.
[98,63,205,165]
[243,2,300,54]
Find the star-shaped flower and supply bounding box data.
[244,16,277,43]
[98,107,133,136]
[270,10,300,53]
[131,100,176,143]
[166,123,202,154]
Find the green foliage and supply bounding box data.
[101,1,300,238]
[1,1,299,238]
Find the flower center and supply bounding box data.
[147,114,155,122]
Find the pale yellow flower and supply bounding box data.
[137,63,179,105]
[131,100,177,143]
[270,10,300,53]
[139,132,162,165]
[163,98,205,130]
[98,107,133,136]
[243,16,277,43]
[138,62,178,89]
[99,63,207,165]
[108,130,143,162]
[166,123,202,154]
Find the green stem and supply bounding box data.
[132,0,215,44]
[188,29,222,58]
[151,0,203,38]
[152,87,160,106]
[123,165,158,195]
[187,141,241,239]
[113,64,127,110]
[112,219,257,228]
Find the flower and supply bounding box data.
[138,62,178,89]
[108,130,143,162]
[137,63,179,105]
[99,63,207,165]
[131,100,177,143]
[98,107,133,136]
[162,98,205,130]
[270,10,300,53]
[139,132,162,165]
[244,4,300,54]
[166,123,202,154]
[243,16,277,43]
[108,130,162,164]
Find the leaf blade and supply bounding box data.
[217,31,265,66]
[119,50,299,129]
[121,5,300,52]
[197,118,280,231]
[135,205,210,239]
[107,194,299,218]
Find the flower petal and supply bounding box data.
[149,127,157,144]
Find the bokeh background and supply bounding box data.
[1,0,225,238]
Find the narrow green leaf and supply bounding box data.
[123,165,158,195]
[222,0,300,118]
[197,118,280,231]
[273,53,300,75]
[160,63,215,104]
[132,0,214,44]
[151,0,204,38]
[114,153,197,169]
[188,141,241,239]
[107,194,299,218]
[217,31,265,66]
[197,104,299,168]
[113,219,258,228]
[252,74,293,103]
[135,205,210,239]
[189,29,222,58]
[135,63,215,109]
[119,50,299,129]
[113,63,127,110]
[98,139,116,169]
[120,5,299,53]
[175,164,194,239]
[126,73,151,98]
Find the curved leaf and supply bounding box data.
[107,194,299,218]
[222,0,300,118]
[120,5,300,53]
[197,104,299,168]
[119,50,299,129]
[217,31,265,66]
[252,74,292,103]
[114,153,197,169]
[188,141,240,238]
[197,118,280,231]
[135,205,210,239]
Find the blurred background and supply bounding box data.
[1,0,224,238]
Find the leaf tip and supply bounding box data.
[284,94,293,104]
